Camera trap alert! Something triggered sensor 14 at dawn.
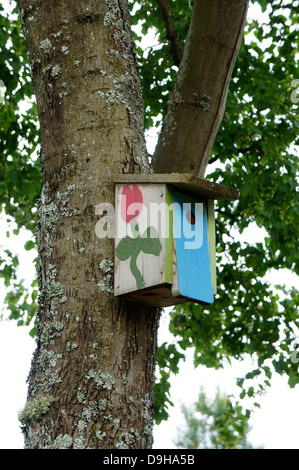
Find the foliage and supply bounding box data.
[0,0,298,421]
[0,1,40,333]
[154,342,185,424]
[0,2,40,227]
[0,247,38,333]
[174,387,257,449]
[130,0,192,130]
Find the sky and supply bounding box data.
[0,0,298,451]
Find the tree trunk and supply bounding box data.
[17,0,159,449]
[152,0,249,177]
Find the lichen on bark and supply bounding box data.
[18,396,56,425]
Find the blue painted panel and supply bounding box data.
[173,192,214,304]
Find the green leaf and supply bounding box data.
[140,226,162,256]
[24,240,35,251]
[115,236,135,261]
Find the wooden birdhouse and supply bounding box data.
[114,174,239,307]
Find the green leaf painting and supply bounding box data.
[115,236,136,261]
[116,223,162,290]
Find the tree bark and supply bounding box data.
[152,0,249,177]
[17,0,159,449]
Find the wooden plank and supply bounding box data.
[171,233,180,298]
[207,199,217,295]
[114,173,239,201]
[165,186,173,285]
[127,286,186,308]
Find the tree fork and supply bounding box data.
[17,0,159,449]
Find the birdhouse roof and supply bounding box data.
[114,173,239,201]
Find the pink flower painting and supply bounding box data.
[121,184,143,224]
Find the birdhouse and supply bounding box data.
[114,174,239,307]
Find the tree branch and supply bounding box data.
[238,138,263,154]
[156,0,182,66]
[208,154,220,165]
[152,0,249,178]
